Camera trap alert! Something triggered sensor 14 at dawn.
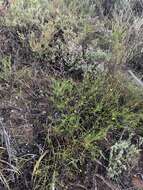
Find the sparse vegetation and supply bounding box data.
[0,0,143,189]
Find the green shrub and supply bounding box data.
[30,71,143,189]
[51,72,143,146]
[108,137,140,182]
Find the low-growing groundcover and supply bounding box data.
[0,0,143,190]
[0,68,143,190]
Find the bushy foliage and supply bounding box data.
[108,138,140,181]
[1,0,143,189]
[1,0,111,75]
[31,72,143,189]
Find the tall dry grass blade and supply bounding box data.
[32,150,48,181]
[128,70,143,88]
[0,172,10,190]
[0,120,13,164]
